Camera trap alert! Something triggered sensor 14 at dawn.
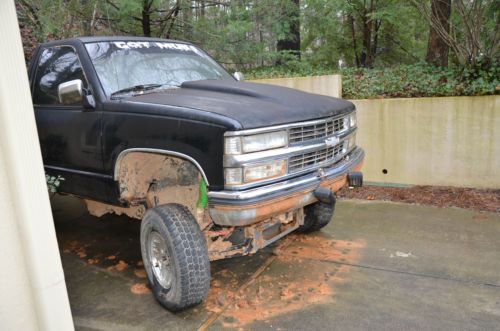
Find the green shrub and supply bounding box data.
[244,62,499,99]
[46,174,64,193]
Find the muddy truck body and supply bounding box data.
[29,37,364,311]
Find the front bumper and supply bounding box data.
[208,147,365,226]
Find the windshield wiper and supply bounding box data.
[110,84,163,98]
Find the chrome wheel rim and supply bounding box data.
[148,231,172,289]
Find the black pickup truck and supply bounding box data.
[29,36,364,311]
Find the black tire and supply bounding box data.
[140,204,210,311]
[297,202,335,233]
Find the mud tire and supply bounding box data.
[140,204,210,311]
[298,202,335,233]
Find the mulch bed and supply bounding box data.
[337,185,500,213]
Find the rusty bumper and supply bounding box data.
[208,147,365,226]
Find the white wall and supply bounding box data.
[0,1,74,330]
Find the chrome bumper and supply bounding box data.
[208,147,364,226]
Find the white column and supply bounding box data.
[0,1,74,330]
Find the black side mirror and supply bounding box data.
[83,89,96,109]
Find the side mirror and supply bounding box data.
[58,79,83,104]
[233,72,245,81]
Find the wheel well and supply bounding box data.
[114,150,207,218]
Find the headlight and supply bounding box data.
[225,159,287,185]
[349,111,357,128]
[225,131,288,155]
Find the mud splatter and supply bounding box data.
[203,277,238,313]
[62,240,88,259]
[76,248,87,259]
[275,234,366,263]
[107,260,128,272]
[130,283,150,295]
[210,234,365,328]
[87,258,100,265]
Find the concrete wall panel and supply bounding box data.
[252,75,342,98]
[354,96,499,188]
[253,75,499,188]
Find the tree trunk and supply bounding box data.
[360,0,375,67]
[348,14,360,67]
[277,0,301,61]
[142,0,152,37]
[426,0,451,66]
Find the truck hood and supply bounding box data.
[127,80,354,129]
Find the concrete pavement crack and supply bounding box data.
[314,258,500,288]
[197,240,294,331]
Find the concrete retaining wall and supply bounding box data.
[354,96,500,189]
[252,74,342,98]
[253,75,499,189]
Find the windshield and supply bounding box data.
[85,41,233,97]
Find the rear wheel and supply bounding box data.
[298,201,335,233]
[140,204,210,311]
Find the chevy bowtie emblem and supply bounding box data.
[324,136,339,146]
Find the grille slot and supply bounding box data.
[288,142,347,173]
[289,116,347,144]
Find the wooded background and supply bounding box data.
[15,0,499,97]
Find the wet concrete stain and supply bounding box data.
[54,196,500,331]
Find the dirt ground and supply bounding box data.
[337,185,500,213]
[51,195,500,330]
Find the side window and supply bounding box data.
[32,46,87,106]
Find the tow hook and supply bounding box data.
[313,187,336,205]
[347,172,363,188]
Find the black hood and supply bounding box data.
[127,80,354,129]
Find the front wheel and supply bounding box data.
[140,204,210,311]
[297,201,335,233]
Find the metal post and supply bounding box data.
[0,1,74,330]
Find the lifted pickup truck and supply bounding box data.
[29,36,364,311]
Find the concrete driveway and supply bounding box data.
[51,196,500,330]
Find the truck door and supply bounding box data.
[31,45,105,199]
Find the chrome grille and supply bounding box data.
[288,142,347,173]
[289,116,347,144]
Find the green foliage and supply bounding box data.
[46,174,64,193]
[244,61,335,79]
[15,0,500,96]
[245,62,500,99]
[343,63,499,99]
[301,0,427,67]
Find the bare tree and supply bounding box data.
[412,0,499,66]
